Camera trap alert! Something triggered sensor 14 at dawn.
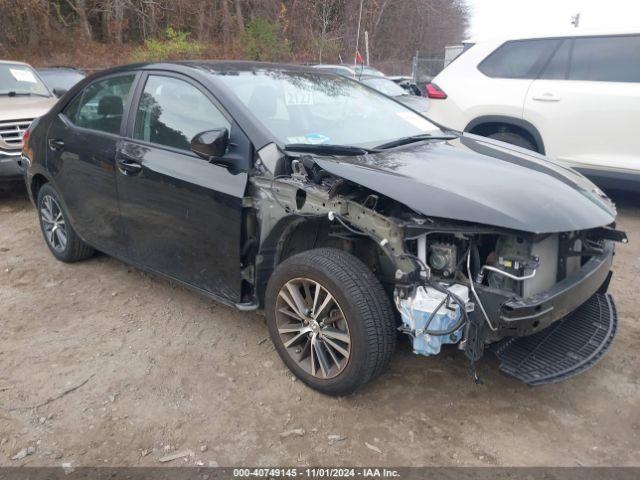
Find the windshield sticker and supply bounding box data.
[284,86,314,106]
[287,133,330,145]
[395,111,434,132]
[10,68,38,84]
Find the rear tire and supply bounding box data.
[487,130,537,152]
[265,248,396,396]
[37,184,94,262]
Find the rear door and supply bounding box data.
[473,38,560,120]
[46,73,137,252]
[115,71,249,303]
[525,35,640,173]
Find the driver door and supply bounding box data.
[115,72,249,303]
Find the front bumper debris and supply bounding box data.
[494,293,617,386]
[494,241,615,338]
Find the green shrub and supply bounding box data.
[241,18,290,62]
[130,28,203,62]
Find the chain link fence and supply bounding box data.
[411,55,445,88]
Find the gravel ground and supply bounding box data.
[0,184,638,467]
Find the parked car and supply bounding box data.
[426,30,640,191]
[37,66,86,97]
[312,64,357,78]
[23,62,626,395]
[358,74,430,114]
[0,60,57,183]
[388,75,423,96]
[313,64,386,80]
[353,65,385,77]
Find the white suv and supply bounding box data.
[427,31,640,190]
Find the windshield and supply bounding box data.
[360,77,407,97]
[38,70,85,91]
[217,70,439,147]
[0,64,50,96]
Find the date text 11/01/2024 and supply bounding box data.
[232,468,401,477]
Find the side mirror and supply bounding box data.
[191,129,230,163]
[53,88,68,98]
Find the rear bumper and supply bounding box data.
[0,151,23,181]
[493,241,614,338]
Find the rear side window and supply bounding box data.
[569,35,640,82]
[540,39,571,80]
[133,75,230,151]
[479,39,559,79]
[67,75,135,135]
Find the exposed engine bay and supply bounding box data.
[245,143,628,384]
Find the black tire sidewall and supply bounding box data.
[488,131,536,151]
[266,252,380,395]
[37,184,74,261]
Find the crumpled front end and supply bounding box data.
[249,143,628,386]
[396,221,626,385]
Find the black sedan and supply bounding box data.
[21,61,625,395]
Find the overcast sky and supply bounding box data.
[466,0,640,40]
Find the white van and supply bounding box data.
[426,31,640,191]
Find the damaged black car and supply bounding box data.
[21,62,627,395]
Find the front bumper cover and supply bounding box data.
[494,292,617,385]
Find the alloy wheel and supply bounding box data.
[275,278,351,379]
[40,194,68,253]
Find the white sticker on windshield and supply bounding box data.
[284,86,313,106]
[395,111,434,132]
[287,133,330,145]
[9,68,38,84]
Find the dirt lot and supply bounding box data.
[0,184,638,467]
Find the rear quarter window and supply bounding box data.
[569,35,640,82]
[478,39,559,79]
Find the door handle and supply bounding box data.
[116,156,143,175]
[48,138,65,151]
[532,92,561,102]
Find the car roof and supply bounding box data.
[0,59,31,66]
[313,64,356,70]
[94,60,334,78]
[37,66,85,72]
[468,28,639,44]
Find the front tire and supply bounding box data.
[265,248,396,396]
[37,184,94,262]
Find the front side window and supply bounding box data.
[569,35,640,83]
[479,39,559,79]
[133,75,230,151]
[71,75,135,135]
[217,71,439,148]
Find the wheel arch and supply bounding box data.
[30,172,51,203]
[254,215,395,308]
[465,115,545,154]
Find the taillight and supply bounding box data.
[22,126,30,145]
[426,83,447,99]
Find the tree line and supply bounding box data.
[0,0,469,71]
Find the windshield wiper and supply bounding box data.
[0,91,50,97]
[375,133,457,150]
[284,143,377,156]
